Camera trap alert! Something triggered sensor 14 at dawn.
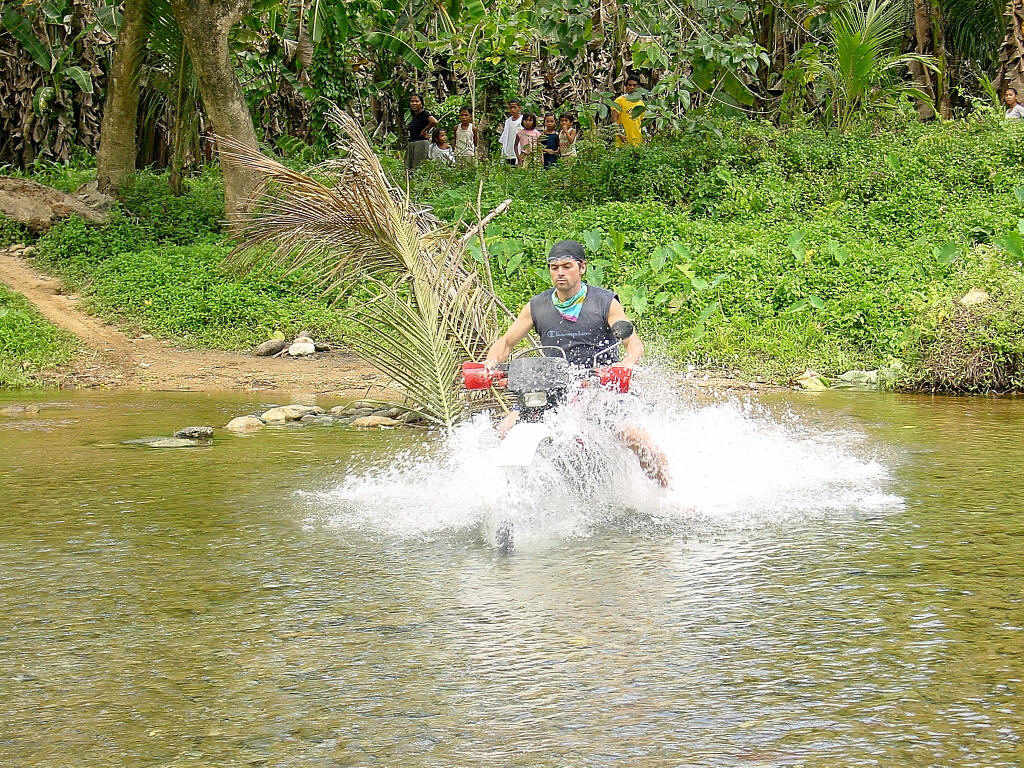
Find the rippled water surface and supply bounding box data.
[1,389,1022,767]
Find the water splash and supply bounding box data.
[306,372,901,548]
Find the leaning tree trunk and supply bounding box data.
[996,0,1024,97]
[169,0,259,219]
[96,0,149,193]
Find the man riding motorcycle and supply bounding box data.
[483,239,670,487]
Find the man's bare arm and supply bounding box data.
[606,299,643,368]
[484,304,534,369]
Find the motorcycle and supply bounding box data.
[462,321,636,552]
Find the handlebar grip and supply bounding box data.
[462,362,507,390]
[596,365,632,393]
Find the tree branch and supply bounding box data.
[460,198,512,245]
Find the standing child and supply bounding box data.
[558,113,578,161]
[1006,87,1024,119]
[428,128,455,165]
[454,107,479,162]
[498,100,523,165]
[540,113,560,168]
[514,114,541,167]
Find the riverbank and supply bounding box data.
[2,116,1023,393]
[0,247,391,394]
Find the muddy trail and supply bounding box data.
[0,250,390,395]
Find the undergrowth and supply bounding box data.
[0,285,75,387]
[6,115,1024,390]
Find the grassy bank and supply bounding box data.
[410,115,1024,390]
[25,171,347,350]
[0,285,75,387]
[3,115,1024,391]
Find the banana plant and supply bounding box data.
[1,2,107,116]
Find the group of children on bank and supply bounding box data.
[405,95,579,171]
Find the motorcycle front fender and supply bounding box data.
[496,421,550,467]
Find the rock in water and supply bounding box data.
[261,404,324,423]
[287,340,316,357]
[793,369,828,391]
[254,338,288,357]
[0,404,41,416]
[350,415,401,428]
[225,415,265,432]
[174,426,214,440]
[122,437,202,448]
[300,414,336,425]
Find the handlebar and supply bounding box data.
[461,361,631,393]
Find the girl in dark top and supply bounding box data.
[405,94,437,171]
[541,113,560,168]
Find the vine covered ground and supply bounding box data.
[3,115,1024,392]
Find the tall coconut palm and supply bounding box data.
[220,108,512,427]
[811,0,939,130]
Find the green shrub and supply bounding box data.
[118,169,224,244]
[77,243,346,349]
[0,285,75,388]
[34,212,153,279]
[0,215,31,247]
[901,256,1024,392]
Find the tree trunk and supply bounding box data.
[932,4,952,119]
[996,0,1024,97]
[910,0,937,120]
[96,0,149,194]
[170,0,259,219]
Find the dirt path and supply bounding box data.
[0,251,391,395]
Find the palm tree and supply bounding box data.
[812,0,940,130]
[220,108,513,427]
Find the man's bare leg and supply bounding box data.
[496,410,520,439]
[617,424,670,487]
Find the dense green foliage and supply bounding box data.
[0,285,75,388]
[32,171,345,349]
[411,115,1024,386]
[5,114,1024,391]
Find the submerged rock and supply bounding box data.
[793,369,828,391]
[350,415,401,428]
[300,414,337,426]
[174,426,214,440]
[122,437,201,448]
[261,404,324,423]
[0,404,41,417]
[225,415,264,432]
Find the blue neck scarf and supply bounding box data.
[553,284,587,322]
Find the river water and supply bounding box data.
[1,388,1021,767]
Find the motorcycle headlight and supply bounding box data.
[523,391,547,408]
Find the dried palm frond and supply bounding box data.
[218,108,513,427]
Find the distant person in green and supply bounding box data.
[1005,87,1024,119]
[405,94,437,171]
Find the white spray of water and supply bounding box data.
[305,370,901,548]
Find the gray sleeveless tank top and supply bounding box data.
[529,284,620,367]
